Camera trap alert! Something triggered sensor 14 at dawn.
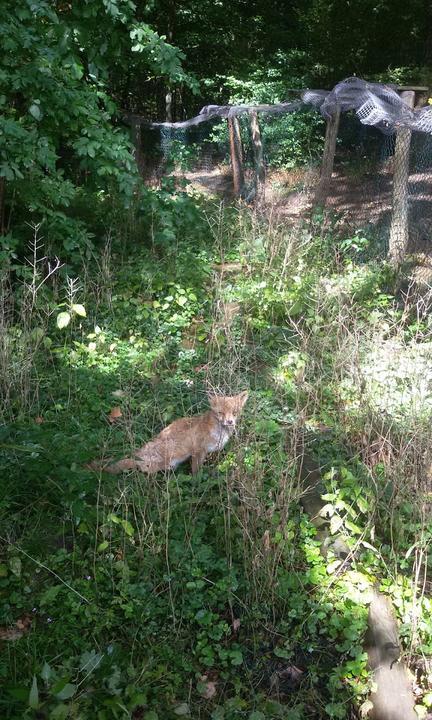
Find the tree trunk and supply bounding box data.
[165,89,173,123]
[228,117,245,196]
[388,90,415,265]
[165,1,175,123]
[130,116,145,177]
[314,107,341,206]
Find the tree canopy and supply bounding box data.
[1,6,432,717]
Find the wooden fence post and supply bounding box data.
[228,117,245,196]
[388,90,415,265]
[249,110,265,200]
[314,106,341,206]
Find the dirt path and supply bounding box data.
[178,161,432,236]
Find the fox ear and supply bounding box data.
[237,390,248,407]
[207,393,218,406]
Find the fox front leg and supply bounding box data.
[191,450,207,475]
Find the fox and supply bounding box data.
[89,391,248,475]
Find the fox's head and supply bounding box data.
[208,391,248,428]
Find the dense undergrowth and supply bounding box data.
[1,187,432,720]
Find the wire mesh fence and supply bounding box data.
[130,77,432,269]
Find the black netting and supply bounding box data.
[147,77,431,135]
[133,77,432,266]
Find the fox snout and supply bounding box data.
[223,417,236,427]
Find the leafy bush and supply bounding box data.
[0,0,199,261]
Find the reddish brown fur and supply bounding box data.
[90,391,248,475]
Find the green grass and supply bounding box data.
[1,200,432,719]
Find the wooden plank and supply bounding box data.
[396,85,429,92]
[227,117,245,196]
[249,109,265,199]
[365,590,417,720]
[299,454,416,720]
[314,106,341,206]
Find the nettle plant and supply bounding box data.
[320,466,372,541]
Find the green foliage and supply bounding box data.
[260,111,325,169]
[130,24,198,90]
[205,66,325,170]
[0,0,200,260]
[1,2,432,715]
[295,0,429,83]
[1,0,135,248]
[2,199,432,719]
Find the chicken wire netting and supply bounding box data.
[132,77,432,258]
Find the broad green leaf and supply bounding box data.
[405,544,416,559]
[357,496,369,513]
[327,559,342,574]
[120,519,135,537]
[72,303,86,317]
[423,692,432,707]
[273,646,290,658]
[29,675,39,709]
[31,327,45,343]
[29,103,41,121]
[345,520,363,535]
[360,540,379,552]
[9,556,21,577]
[50,704,69,720]
[330,515,344,535]
[211,708,225,720]
[0,563,8,577]
[230,649,243,666]
[174,704,190,716]
[40,584,62,606]
[8,686,28,701]
[55,682,76,700]
[107,513,120,524]
[0,163,16,181]
[41,662,52,682]
[57,312,71,329]
[321,492,337,501]
[319,503,335,518]
[79,649,103,673]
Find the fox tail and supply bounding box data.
[86,458,148,474]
